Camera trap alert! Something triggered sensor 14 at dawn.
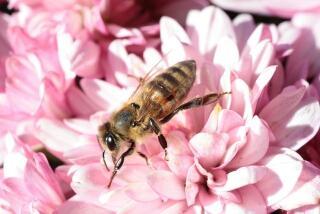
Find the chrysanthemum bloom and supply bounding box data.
[0,0,209,149]
[1,0,320,212]
[0,134,65,213]
[277,12,320,171]
[0,0,162,163]
[31,6,320,213]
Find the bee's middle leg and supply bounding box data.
[160,92,230,124]
[149,118,168,160]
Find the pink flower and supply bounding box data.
[0,134,65,213]
[0,51,73,157]
[278,13,320,93]
[211,0,320,18]
[30,6,320,213]
[1,1,320,213]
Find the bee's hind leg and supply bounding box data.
[107,140,135,188]
[160,92,231,124]
[149,118,169,161]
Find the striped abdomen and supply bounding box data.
[139,60,196,119]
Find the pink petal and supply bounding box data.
[147,170,185,200]
[118,199,163,214]
[3,153,27,178]
[260,85,305,124]
[167,154,193,180]
[99,188,133,211]
[63,118,96,135]
[260,86,320,150]
[160,201,187,214]
[142,48,165,73]
[66,84,100,117]
[251,66,277,111]
[41,72,71,119]
[233,185,267,214]
[63,143,101,165]
[160,18,188,65]
[80,78,130,112]
[229,79,253,119]
[224,185,268,214]
[24,160,63,206]
[160,16,191,45]
[227,116,269,167]
[219,140,242,168]
[248,40,275,86]
[276,94,320,150]
[238,26,276,85]
[7,27,36,53]
[285,29,316,85]
[31,153,65,200]
[115,164,154,184]
[233,14,255,52]
[268,62,285,100]
[108,25,136,38]
[185,169,200,206]
[106,40,132,87]
[202,105,220,133]
[54,201,110,214]
[207,169,227,188]
[35,119,90,158]
[57,30,101,77]
[226,126,248,149]
[256,148,304,206]
[5,54,42,114]
[166,131,192,156]
[214,166,267,192]
[216,109,245,133]
[2,177,30,199]
[71,163,106,194]
[186,6,235,57]
[213,37,239,71]
[272,161,320,210]
[245,24,277,50]
[125,182,159,202]
[190,132,228,168]
[198,189,224,213]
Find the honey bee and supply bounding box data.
[97,60,230,187]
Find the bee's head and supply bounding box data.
[98,122,121,161]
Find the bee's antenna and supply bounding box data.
[102,150,110,171]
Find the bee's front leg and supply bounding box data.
[149,118,169,161]
[107,140,135,188]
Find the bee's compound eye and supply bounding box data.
[105,134,116,151]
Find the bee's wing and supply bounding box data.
[129,57,167,100]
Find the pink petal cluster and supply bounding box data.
[0,1,319,214]
[0,134,65,213]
